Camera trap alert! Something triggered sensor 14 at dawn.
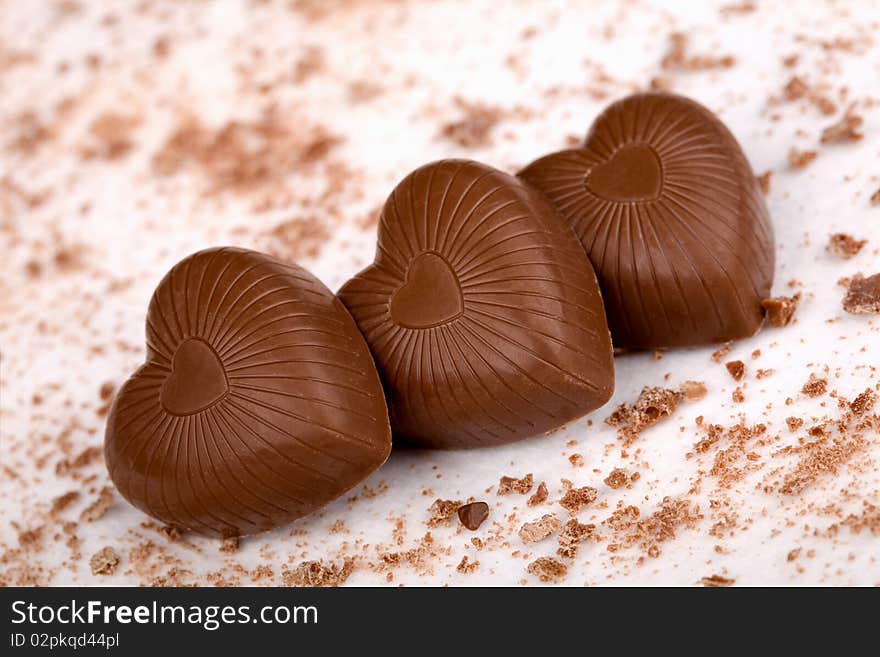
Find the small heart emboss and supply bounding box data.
[586,143,662,202]
[390,252,463,329]
[160,338,228,415]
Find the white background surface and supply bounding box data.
[1,0,879,585]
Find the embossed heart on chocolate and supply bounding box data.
[586,143,663,202]
[160,338,228,415]
[520,92,775,350]
[390,252,463,329]
[104,247,391,537]
[339,159,614,449]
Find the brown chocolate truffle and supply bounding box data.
[519,92,775,351]
[338,159,614,449]
[104,247,391,537]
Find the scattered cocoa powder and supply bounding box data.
[282,559,354,587]
[79,487,113,522]
[661,32,735,70]
[438,97,502,148]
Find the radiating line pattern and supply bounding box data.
[519,92,775,351]
[104,247,392,537]
[338,160,615,449]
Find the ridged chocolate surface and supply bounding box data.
[338,159,614,449]
[519,92,775,351]
[104,247,391,537]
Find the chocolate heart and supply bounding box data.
[339,159,614,449]
[160,338,228,415]
[390,252,463,329]
[105,248,391,537]
[520,92,775,350]
[586,143,662,202]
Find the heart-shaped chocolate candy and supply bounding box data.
[105,247,391,537]
[339,159,614,449]
[519,92,775,351]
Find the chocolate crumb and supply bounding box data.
[711,344,732,363]
[761,294,801,327]
[606,386,683,443]
[50,491,80,517]
[784,76,808,101]
[80,487,113,522]
[788,147,817,170]
[842,273,880,314]
[90,547,120,575]
[679,380,707,401]
[498,473,533,495]
[820,108,863,144]
[827,233,867,259]
[427,499,463,527]
[725,360,746,381]
[871,188,880,206]
[527,482,548,507]
[457,501,489,531]
[700,574,734,587]
[786,416,805,432]
[556,519,595,558]
[603,469,628,489]
[519,514,561,543]
[559,486,598,514]
[801,374,827,398]
[568,453,584,467]
[850,389,876,415]
[456,556,479,574]
[527,557,568,583]
[282,559,354,587]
